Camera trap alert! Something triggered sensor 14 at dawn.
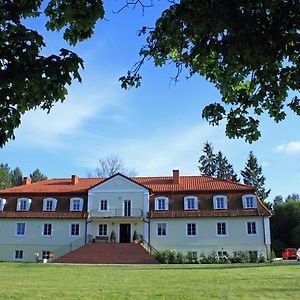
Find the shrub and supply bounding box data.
[199,252,218,264]
[110,230,116,242]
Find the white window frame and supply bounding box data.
[15,222,26,236]
[70,223,80,237]
[242,194,257,209]
[42,223,53,236]
[187,251,198,260]
[99,199,109,211]
[98,224,108,236]
[70,197,84,211]
[184,196,198,210]
[156,222,168,237]
[14,250,24,261]
[43,197,57,211]
[216,222,228,236]
[213,195,228,210]
[186,222,198,237]
[0,198,6,211]
[246,221,258,236]
[154,197,169,211]
[42,250,53,260]
[16,198,31,211]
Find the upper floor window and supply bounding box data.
[16,223,26,236]
[99,199,108,211]
[184,196,198,210]
[17,198,31,211]
[70,223,80,236]
[186,223,197,236]
[242,195,257,209]
[157,223,167,236]
[213,195,228,210]
[42,223,52,236]
[154,197,169,211]
[247,221,257,235]
[216,222,227,236]
[70,198,84,211]
[0,198,6,211]
[43,198,57,211]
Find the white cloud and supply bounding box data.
[275,141,300,156]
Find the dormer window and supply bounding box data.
[70,198,84,211]
[213,195,228,210]
[184,196,198,210]
[17,198,31,211]
[43,198,57,211]
[155,197,169,211]
[0,198,6,211]
[242,195,257,209]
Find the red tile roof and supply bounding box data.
[0,212,86,219]
[0,176,254,194]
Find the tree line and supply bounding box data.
[0,164,47,190]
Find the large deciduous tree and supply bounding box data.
[0,0,104,147]
[121,0,300,142]
[241,151,270,200]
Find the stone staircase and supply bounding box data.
[53,242,159,264]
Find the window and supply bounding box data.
[157,223,167,236]
[100,200,108,211]
[0,198,6,211]
[154,197,169,211]
[70,223,80,236]
[99,224,108,236]
[42,251,53,260]
[43,198,57,211]
[217,251,228,259]
[70,198,83,211]
[247,221,257,235]
[187,251,198,260]
[184,196,198,210]
[17,198,31,211]
[242,194,257,208]
[43,223,52,236]
[14,250,23,260]
[213,195,228,209]
[186,223,197,236]
[216,222,227,236]
[16,223,25,236]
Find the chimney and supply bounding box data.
[23,177,31,185]
[71,175,79,185]
[173,169,180,184]
[225,173,232,181]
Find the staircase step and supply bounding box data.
[53,243,159,264]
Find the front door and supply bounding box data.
[119,224,131,243]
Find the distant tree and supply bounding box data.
[30,169,48,183]
[88,155,137,178]
[273,195,284,208]
[0,163,12,189]
[286,193,300,202]
[241,151,270,201]
[198,142,239,181]
[198,142,216,177]
[11,167,23,187]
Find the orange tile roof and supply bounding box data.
[0,176,254,194]
[0,212,86,219]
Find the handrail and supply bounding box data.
[89,208,143,218]
[140,238,159,255]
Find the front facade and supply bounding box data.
[0,171,271,262]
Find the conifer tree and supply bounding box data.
[30,169,47,183]
[198,142,216,176]
[11,167,23,187]
[215,151,239,182]
[241,151,270,200]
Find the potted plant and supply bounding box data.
[133,230,139,243]
[110,230,116,242]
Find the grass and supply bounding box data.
[0,262,299,299]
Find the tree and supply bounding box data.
[11,167,23,187]
[0,163,12,189]
[198,142,239,181]
[0,1,104,147]
[121,1,300,142]
[241,151,270,201]
[88,155,137,178]
[198,142,216,176]
[30,169,48,183]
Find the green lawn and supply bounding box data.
[1,262,299,299]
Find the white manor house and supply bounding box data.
[0,170,271,263]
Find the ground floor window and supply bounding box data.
[70,223,80,236]
[186,223,197,236]
[187,251,198,260]
[99,224,108,236]
[42,251,53,260]
[14,250,23,260]
[157,223,167,236]
[217,251,228,259]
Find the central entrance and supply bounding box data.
[119,224,131,243]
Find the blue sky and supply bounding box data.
[1,2,300,201]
